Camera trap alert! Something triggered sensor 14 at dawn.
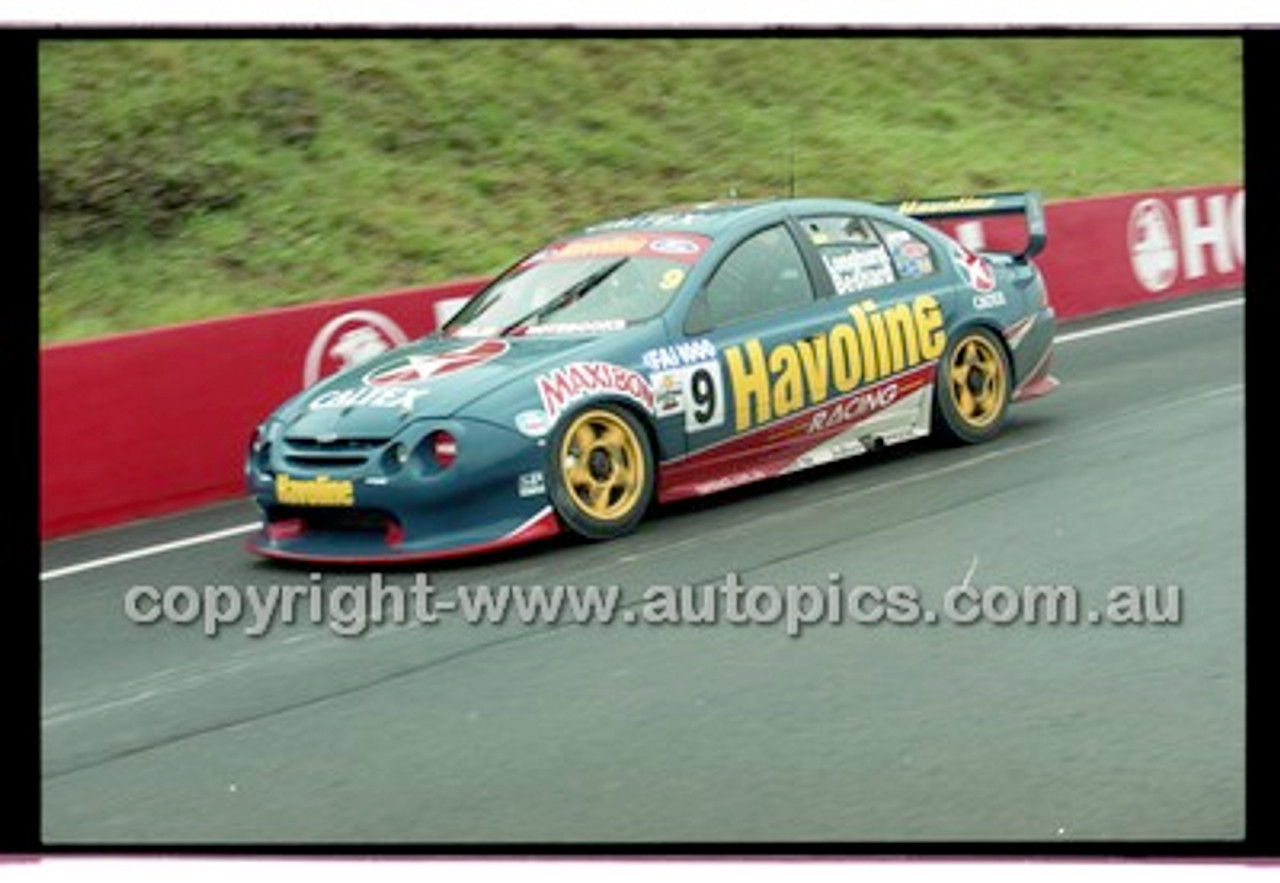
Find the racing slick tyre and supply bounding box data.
[549,404,656,540]
[933,325,1011,445]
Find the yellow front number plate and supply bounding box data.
[275,474,355,507]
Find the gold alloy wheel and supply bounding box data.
[558,408,648,522]
[947,332,1008,429]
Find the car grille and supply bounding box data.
[281,435,390,470]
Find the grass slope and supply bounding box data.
[39,36,1243,342]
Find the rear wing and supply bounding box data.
[880,191,1047,261]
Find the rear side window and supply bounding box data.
[801,215,940,296]
[874,220,938,280]
[801,214,896,296]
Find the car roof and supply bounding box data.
[578,197,895,239]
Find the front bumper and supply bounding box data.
[245,416,561,564]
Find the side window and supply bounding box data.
[687,225,814,331]
[873,219,939,281]
[801,214,898,296]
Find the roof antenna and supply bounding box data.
[787,127,796,198]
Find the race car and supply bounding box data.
[246,192,1057,564]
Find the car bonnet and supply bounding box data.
[279,332,621,438]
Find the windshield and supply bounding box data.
[444,232,711,337]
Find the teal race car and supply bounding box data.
[246,192,1057,564]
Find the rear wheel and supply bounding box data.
[549,404,655,540]
[933,326,1011,444]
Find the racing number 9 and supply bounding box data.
[690,368,716,423]
[684,362,725,432]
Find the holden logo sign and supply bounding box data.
[303,310,410,388]
[1128,198,1180,293]
[1128,190,1245,295]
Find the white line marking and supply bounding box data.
[42,689,160,728]
[958,554,980,594]
[39,295,1243,583]
[39,385,1244,729]
[1055,296,1242,344]
[40,522,260,582]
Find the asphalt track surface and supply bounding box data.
[40,291,1245,845]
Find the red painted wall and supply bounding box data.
[40,278,485,538]
[930,185,1244,318]
[39,185,1243,539]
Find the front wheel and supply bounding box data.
[548,404,655,540]
[933,326,1011,445]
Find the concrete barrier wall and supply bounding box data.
[39,185,1243,539]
